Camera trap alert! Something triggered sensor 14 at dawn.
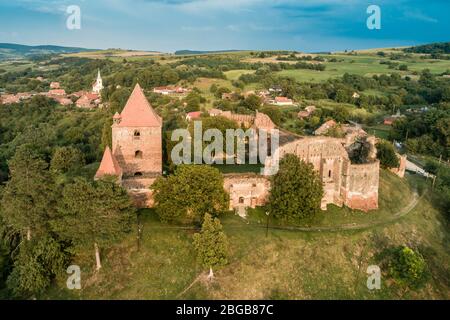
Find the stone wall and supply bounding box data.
[122,176,158,208]
[223,174,271,210]
[390,154,407,178]
[342,161,380,212]
[112,126,162,179]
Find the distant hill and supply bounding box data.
[0,43,97,60]
[174,49,243,56]
[404,42,450,54]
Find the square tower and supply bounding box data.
[111,84,162,182]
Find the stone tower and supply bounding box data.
[96,83,162,195]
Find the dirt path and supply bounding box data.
[265,192,421,233]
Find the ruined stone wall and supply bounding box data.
[112,126,162,178]
[122,177,158,208]
[390,154,407,178]
[223,174,271,210]
[342,161,379,212]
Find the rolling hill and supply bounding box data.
[0,43,97,60]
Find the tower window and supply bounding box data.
[134,130,141,140]
[134,172,143,177]
[239,197,245,204]
[135,150,143,159]
[328,170,332,178]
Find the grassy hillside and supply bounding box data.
[43,172,449,300]
[0,43,96,61]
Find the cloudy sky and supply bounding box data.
[0,0,448,52]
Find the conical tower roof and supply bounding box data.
[95,146,122,179]
[118,83,162,127]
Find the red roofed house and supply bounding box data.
[48,89,66,96]
[96,83,162,206]
[76,95,93,108]
[272,96,294,106]
[55,97,73,106]
[186,111,202,121]
[0,94,20,105]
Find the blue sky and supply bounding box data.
[0,0,448,52]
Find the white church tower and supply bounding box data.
[92,69,104,94]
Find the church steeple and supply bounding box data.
[92,69,104,94]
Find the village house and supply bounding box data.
[153,86,190,95]
[0,94,20,105]
[76,93,100,109]
[48,89,66,96]
[271,97,294,106]
[54,97,73,106]
[186,111,202,121]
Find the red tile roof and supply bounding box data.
[95,146,122,179]
[275,97,292,103]
[186,111,202,119]
[118,84,162,127]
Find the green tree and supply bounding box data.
[268,154,323,221]
[193,214,228,271]
[153,165,229,223]
[52,178,134,270]
[388,246,429,289]
[6,236,68,297]
[50,146,85,174]
[242,94,262,111]
[348,137,371,164]
[0,145,56,240]
[100,116,113,151]
[376,140,400,168]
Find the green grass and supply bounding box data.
[363,124,392,140]
[276,53,450,83]
[224,69,255,81]
[42,170,449,300]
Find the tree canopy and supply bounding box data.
[153,165,229,223]
[268,154,323,221]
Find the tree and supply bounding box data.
[153,165,229,223]
[50,146,85,174]
[6,236,68,297]
[268,154,323,221]
[348,137,371,164]
[0,145,56,240]
[52,178,134,270]
[242,94,262,111]
[193,214,228,273]
[376,140,400,168]
[388,246,429,289]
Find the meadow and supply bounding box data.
[43,171,450,300]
